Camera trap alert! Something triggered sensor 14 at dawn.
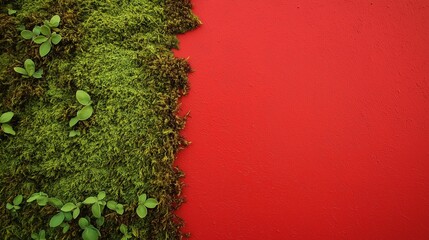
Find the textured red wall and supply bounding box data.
[174,1,429,239]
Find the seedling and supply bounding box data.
[27,192,49,206]
[49,210,72,229]
[14,59,43,78]
[0,111,16,135]
[31,230,46,240]
[8,9,17,15]
[69,90,94,136]
[136,194,158,218]
[61,201,82,219]
[82,191,106,218]
[79,217,101,240]
[20,15,62,57]
[107,200,124,215]
[6,194,23,212]
[119,224,133,240]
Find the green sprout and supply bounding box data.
[61,201,82,219]
[13,59,43,78]
[20,15,62,57]
[119,224,133,240]
[82,191,106,219]
[69,90,94,137]
[106,200,125,215]
[0,111,16,135]
[7,9,17,15]
[79,217,101,240]
[6,194,23,212]
[31,230,46,240]
[136,194,158,218]
[27,192,49,206]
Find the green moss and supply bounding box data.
[0,0,199,239]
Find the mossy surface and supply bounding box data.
[0,0,199,239]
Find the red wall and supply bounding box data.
[174,1,429,239]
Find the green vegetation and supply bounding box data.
[0,0,199,239]
[31,230,47,240]
[21,15,62,57]
[6,194,23,212]
[14,59,43,78]
[0,111,16,135]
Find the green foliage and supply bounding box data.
[6,194,23,212]
[136,194,158,218]
[120,224,133,240]
[31,230,46,240]
[79,217,101,240]
[1,0,199,238]
[27,192,49,206]
[107,200,124,215]
[0,111,16,135]
[83,191,106,218]
[7,9,17,15]
[13,59,43,79]
[20,15,62,57]
[69,90,94,135]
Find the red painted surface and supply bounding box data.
[174,1,429,239]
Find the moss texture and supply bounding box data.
[0,0,199,239]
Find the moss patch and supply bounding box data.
[0,0,199,239]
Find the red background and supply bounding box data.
[174,1,429,239]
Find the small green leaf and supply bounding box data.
[69,130,80,137]
[33,26,41,35]
[39,230,45,239]
[40,25,51,36]
[13,195,23,205]
[0,112,14,123]
[48,197,63,207]
[33,68,43,78]
[27,194,39,203]
[136,205,147,218]
[83,196,98,204]
[69,117,79,127]
[21,30,34,39]
[33,36,48,44]
[51,33,62,45]
[31,233,38,239]
[13,205,21,210]
[144,198,159,208]
[61,202,76,212]
[8,9,17,15]
[6,203,13,210]
[77,106,94,121]
[83,227,100,240]
[39,41,51,57]
[97,191,106,200]
[78,218,89,229]
[24,59,36,76]
[138,194,147,204]
[96,216,104,227]
[37,196,48,206]
[73,207,80,219]
[116,204,124,215]
[76,90,92,105]
[14,67,27,75]
[2,124,16,135]
[120,224,128,234]
[50,15,61,27]
[62,223,70,233]
[107,200,116,210]
[91,203,101,218]
[64,211,73,221]
[49,212,65,228]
